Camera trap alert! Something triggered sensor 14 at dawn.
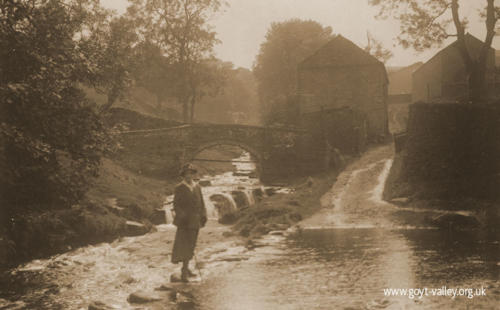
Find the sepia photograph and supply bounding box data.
[1,0,499,309]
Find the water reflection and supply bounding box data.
[197,228,499,309]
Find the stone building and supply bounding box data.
[412,34,499,103]
[296,35,389,147]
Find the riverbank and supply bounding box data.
[0,145,241,269]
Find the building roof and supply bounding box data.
[298,35,384,69]
[414,33,495,76]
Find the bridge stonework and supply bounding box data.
[117,124,329,181]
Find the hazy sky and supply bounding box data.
[101,0,500,69]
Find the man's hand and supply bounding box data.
[200,216,207,227]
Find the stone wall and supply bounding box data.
[297,65,388,139]
[116,125,327,182]
[301,107,366,156]
[396,102,500,202]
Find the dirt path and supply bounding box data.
[301,144,397,228]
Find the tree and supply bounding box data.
[364,31,393,63]
[133,41,174,109]
[370,0,499,102]
[81,15,139,113]
[0,0,109,215]
[253,19,334,125]
[128,0,224,123]
[186,57,228,122]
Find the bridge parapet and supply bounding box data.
[115,124,327,181]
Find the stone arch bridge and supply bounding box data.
[117,124,329,181]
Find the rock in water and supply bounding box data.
[127,291,161,304]
[431,213,480,230]
[176,290,196,309]
[252,188,264,202]
[219,213,238,225]
[88,301,116,310]
[199,180,211,187]
[170,274,183,283]
[210,194,237,223]
[155,284,176,292]
[150,208,167,225]
[269,230,285,236]
[231,190,249,209]
[125,221,149,236]
[264,188,276,196]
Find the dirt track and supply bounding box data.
[301,144,397,229]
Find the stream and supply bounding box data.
[1,147,498,309]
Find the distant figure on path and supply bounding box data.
[171,163,207,282]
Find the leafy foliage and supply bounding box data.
[81,14,139,113]
[370,0,499,101]
[253,19,334,124]
[196,65,261,124]
[133,41,175,108]
[0,0,110,215]
[128,0,225,123]
[364,32,393,63]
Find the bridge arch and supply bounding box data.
[186,140,263,163]
[184,140,263,177]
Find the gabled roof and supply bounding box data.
[414,33,495,75]
[298,35,384,69]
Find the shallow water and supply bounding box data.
[195,228,500,310]
[0,151,283,309]
[194,149,500,310]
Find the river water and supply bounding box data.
[195,227,499,310]
[1,147,499,309]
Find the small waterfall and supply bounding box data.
[245,189,256,205]
[163,197,174,224]
[161,151,290,224]
[162,191,235,223]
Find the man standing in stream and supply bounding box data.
[171,163,207,282]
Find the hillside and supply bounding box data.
[82,66,262,126]
[1,108,244,267]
